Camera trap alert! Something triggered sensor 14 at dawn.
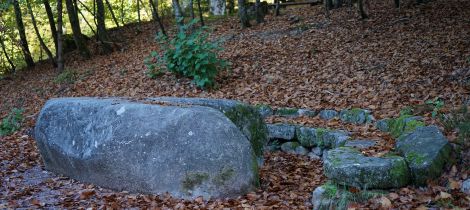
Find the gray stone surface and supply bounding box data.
[311,147,323,156]
[311,186,334,210]
[344,140,377,149]
[296,127,318,147]
[323,147,410,189]
[307,152,321,160]
[375,118,391,132]
[396,126,452,186]
[274,108,300,117]
[339,109,374,124]
[148,97,268,160]
[319,110,338,120]
[295,146,309,155]
[34,98,257,199]
[267,124,296,140]
[462,179,470,195]
[321,131,350,149]
[298,109,316,117]
[280,142,300,154]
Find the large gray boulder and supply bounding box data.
[396,126,452,186]
[34,98,258,199]
[323,147,410,189]
[147,97,268,160]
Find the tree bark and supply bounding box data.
[227,0,234,14]
[394,0,400,8]
[255,0,264,23]
[96,0,113,54]
[77,7,97,36]
[196,0,204,26]
[0,36,15,72]
[65,0,91,58]
[77,0,98,26]
[12,0,35,67]
[238,0,250,28]
[149,0,167,35]
[43,0,58,55]
[105,0,120,27]
[275,0,280,16]
[189,0,195,20]
[137,0,141,31]
[26,0,57,67]
[172,0,185,32]
[57,0,65,72]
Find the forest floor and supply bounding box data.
[1,0,470,208]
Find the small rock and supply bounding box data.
[375,119,391,132]
[307,152,321,160]
[311,186,334,210]
[339,108,374,124]
[323,147,410,189]
[288,15,300,23]
[274,108,299,117]
[322,131,350,149]
[295,146,309,155]
[319,110,338,120]
[396,126,452,186]
[462,179,470,195]
[312,147,323,156]
[298,109,316,117]
[344,139,377,149]
[267,124,296,140]
[281,142,300,154]
[296,127,318,147]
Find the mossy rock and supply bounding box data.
[396,126,453,186]
[388,115,425,138]
[323,147,410,189]
[339,108,374,124]
[254,104,273,118]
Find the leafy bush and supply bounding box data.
[145,19,229,88]
[0,108,24,136]
[54,69,78,84]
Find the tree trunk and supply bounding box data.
[43,0,58,55]
[227,0,234,14]
[196,0,204,26]
[137,0,141,31]
[394,0,400,8]
[210,0,225,15]
[105,0,120,27]
[357,0,369,19]
[172,0,185,32]
[275,0,280,16]
[255,0,264,23]
[96,0,113,54]
[77,0,98,26]
[189,0,195,19]
[238,0,250,28]
[57,0,65,72]
[12,0,35,67]
[26,0,57,67]
[149,0,167,35]
[65,0,91,58]
[120,0,125,25]
[0,36,15,72]
[77,7,97,36]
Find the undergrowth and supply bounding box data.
[0,108,24,136]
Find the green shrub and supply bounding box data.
[145,19,229,88]
[54,69,78,84]
[0,108,24,136]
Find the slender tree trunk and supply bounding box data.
[227,0,234,14]
[120,0,125,25]
[26,0,57,67]
[137,0,141,31]
[96,0,113,53]
[357,0,369,19]
[238,0,250,28]
[12,0,35,67]
[255,0,264,23]
[65,0,91,58]
[394,0,400,8]
[77,0,98,26]
[43,0,58,55]
[57,0,64,72]
[172,0,184,32]
[77,7,97,36]
[149,0,167,35]
[0,36,15,72]
[105,0,120,27]
[196,0,204,26]
[275,0,280,16]
[189,0,195,19]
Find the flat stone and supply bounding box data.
[280,142,300,154]
[344,140,377,149]
[319,110,338,120]
[295,146,309,155]
[311,147,323,156]
[267,124,296,141]
[298,109,317,117]
[254,104,273,119]
[307,152,321,160]
[323,147,410,189]
[396,126,452,186]
[339,108,374,124]
[34,98,258,199]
